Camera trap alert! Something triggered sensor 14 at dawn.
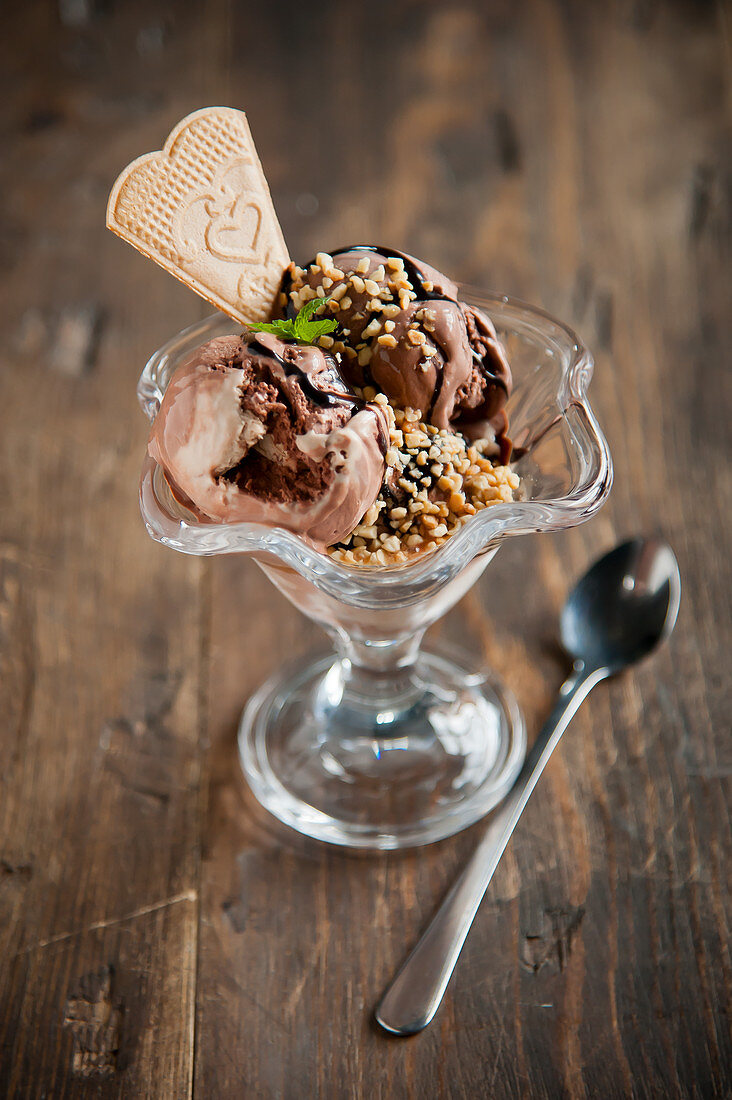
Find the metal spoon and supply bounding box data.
[376,537,681,1036]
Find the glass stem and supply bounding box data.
[326,629,426,722]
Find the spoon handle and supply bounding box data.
[376,661,606,1036]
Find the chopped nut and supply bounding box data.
[364,278,381,296]
[407,329,426,346]
[384,319,396,333]
[405,431,428,447]
[362,318,382,339]
[326,391,518,568]
[350,275,365,294]
[356,257,371,274]
[377,334,398,348]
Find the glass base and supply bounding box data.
[238,648,526,850]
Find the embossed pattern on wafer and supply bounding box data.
[107,107,290,323]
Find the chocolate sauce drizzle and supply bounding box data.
[246,335,358,409]
[243,335,388,457]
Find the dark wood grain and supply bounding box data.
[1,0,730,1096]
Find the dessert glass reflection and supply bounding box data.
[138,289,612,849]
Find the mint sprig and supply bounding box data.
[249,297,338,344]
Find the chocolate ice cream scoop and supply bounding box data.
[280,246,511,456]
[148,332,389,547]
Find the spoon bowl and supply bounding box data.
[561,537,681,673]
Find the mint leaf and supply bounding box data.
[295,297,328,326]
[300,318,338,339]
[249,296,337,345]
[248,318,298,339]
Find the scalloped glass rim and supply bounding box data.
[138,289,612,609]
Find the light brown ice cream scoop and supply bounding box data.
[280,247,512,457]
[148,333,389,547]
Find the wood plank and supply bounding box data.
[0,1,208,1094]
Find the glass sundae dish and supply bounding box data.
[138,288,611,848]
[109,108,611,849]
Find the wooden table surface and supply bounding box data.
[1,1,730,1096]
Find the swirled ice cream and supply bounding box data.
[279,247,511,462]
[148,332,389,547]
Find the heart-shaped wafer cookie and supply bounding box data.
[107,107,290,323]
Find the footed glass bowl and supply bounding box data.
[138,290,612,849]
